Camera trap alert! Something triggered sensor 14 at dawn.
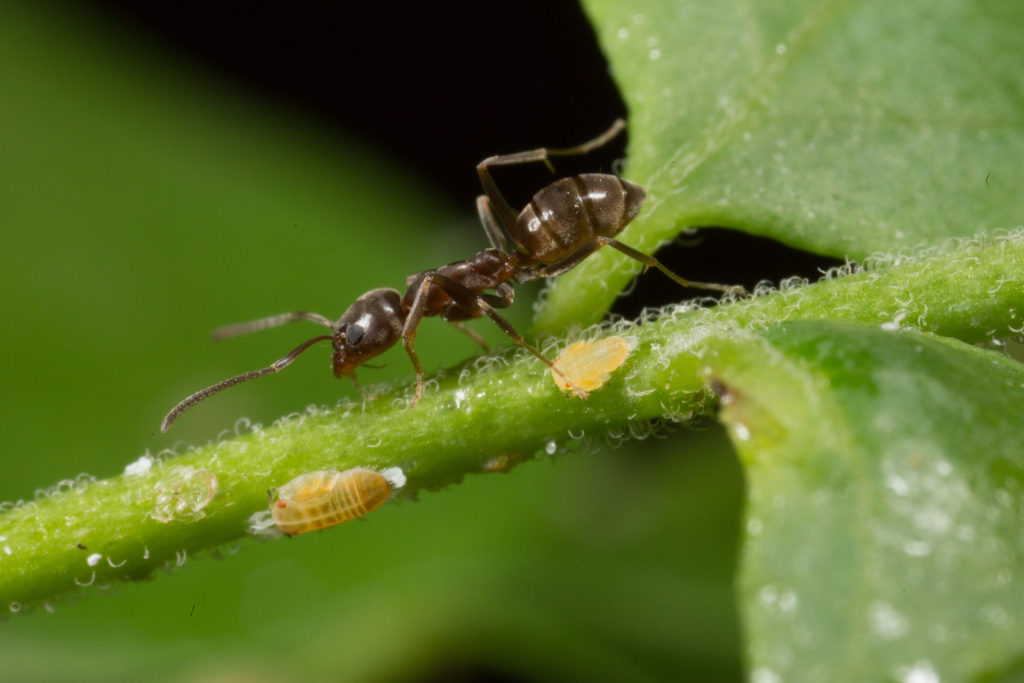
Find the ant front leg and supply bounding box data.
[403,275,587,405]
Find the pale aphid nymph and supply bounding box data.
[270,467,399,536]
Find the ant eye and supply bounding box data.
[347,325,364,345]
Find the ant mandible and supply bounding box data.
[161,119,739,431]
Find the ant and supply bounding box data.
[161,119,740,432]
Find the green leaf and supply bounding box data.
[538,0,1024,333]
[703,320,1024,681]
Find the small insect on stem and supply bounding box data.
[550,336,630,394]
[161,119,743,431]
[270,467,399,536]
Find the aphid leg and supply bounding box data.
[597,237,746,295]
[160,334,333,432]
[476,119,627,237]
[212,311,334,342]
[449,321,490,352]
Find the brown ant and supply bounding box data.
[161,119,739,432]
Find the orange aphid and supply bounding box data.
[550,336,630,394]
[270,468,393,536]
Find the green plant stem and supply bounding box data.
[1,230,1022,611]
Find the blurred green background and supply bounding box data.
[0,3,745,680]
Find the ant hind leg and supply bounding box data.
[475,119,628,246]
[476,196,510,252]
[599,238,745,295]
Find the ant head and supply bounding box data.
[332,287,404,379]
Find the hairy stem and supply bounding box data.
[2,230,1022,611]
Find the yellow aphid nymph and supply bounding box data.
[270,467,393,536]
[550,336,630,394]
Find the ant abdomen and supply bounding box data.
[514,174,646,264]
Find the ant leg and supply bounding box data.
[449,321,490,352]
[212,311,334,342]
[475,301,588,399]
[476,196,509,253]
[598,238,745,295]
[450,281,584,396]
[476,119,627,241]
[400,275,436,406]
[521,242,603,282]
[403,274,584,402]
[401,276,512,405]
[479,282,515,309]
[524,238,744,295]
[161,334,333,431]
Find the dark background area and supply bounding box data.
[84,0,841,315]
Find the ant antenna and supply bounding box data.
[211,311,334,342]
[160,334,333,432]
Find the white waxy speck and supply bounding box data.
[733,423,751,441]
[381,466,407,489]
[124,455,154,476]
[86,553,102,567]
[545,440,557,455]
[3,546,11,556]
[454,388,468,409]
